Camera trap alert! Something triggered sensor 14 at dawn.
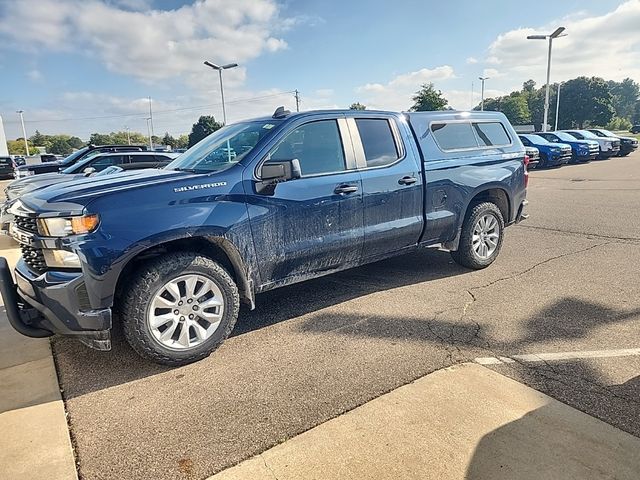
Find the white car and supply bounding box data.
[561,130,620,159]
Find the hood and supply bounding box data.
[6,173,85,201]
[19,168,194,213]
[546,142,571,150]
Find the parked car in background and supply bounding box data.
[518,134,571,168]
[5,152,176,203]
[40,154,57,163]
[13,156,26,167]
[561,130,620,159]
[524,146,540,169]
[1,156,174,234]
[631,125,640,134]
[0,109,528,365]
[0,156,15,179]
[537,131,599,163]
[14,144,148,178]
[587,128,638,157]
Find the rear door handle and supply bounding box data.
[334,184,359,194]
[398,176,417,185]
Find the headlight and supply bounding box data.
[37,214,99,237]
[16,170,33,178]
[42,249,81,268]
[604,141,612,148]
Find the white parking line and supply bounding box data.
[475,347,640,365]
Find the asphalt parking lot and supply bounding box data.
[5,152,640,480]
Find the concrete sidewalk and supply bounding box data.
[0,238,77,480]
[210,363,640,480]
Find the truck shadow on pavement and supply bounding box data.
[52,247,471,397]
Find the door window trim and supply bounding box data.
[346,117,406,170]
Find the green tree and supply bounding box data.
[522,79,536,95]
[89,133,113,145]
[349,102,366,110]
[162,132,177,148]
[188,115,222,147]
[607,78,640,120]
[604,116,632,131]
[560,76,615,128]
[632,101,640,125]
[7,139,38,155]
[29,130,48,147]
[176,134,189,149]
[500,94,531,125]
[68,136,84,149]
[48,137,73,155]
[409,83,448,111]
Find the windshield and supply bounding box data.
[593,129,615,138]
[167,121,278,173]
[523,134,551,145]
[59,146,90,166]
[553,132,578,142]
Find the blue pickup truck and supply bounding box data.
[0,109,528,365]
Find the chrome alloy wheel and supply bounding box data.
[472,213,500,259]
[148,274,224,350]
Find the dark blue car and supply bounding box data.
[518,134,572,168]
[537,131,599,163]
[0,109,528,365]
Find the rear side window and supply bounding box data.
[355,118,400,167]
[473,122,511,146]
[431,122,478,150]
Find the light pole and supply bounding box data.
[527,27,567,132]
[16,110,29,156]
[203,61,238,125]
[478,77,489,111]
[145,117,153,150]
[554,82,562,131]
[124,126,131,145]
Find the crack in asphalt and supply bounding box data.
[516,224,640,243]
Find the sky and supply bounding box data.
[0,0,638,140]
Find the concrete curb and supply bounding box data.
[0,242,78,480]
[209,363,640,480]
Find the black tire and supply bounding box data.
[121,252,239,366]
[450,202,505,270]
[538,153,547,168]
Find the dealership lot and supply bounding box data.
[1,152,639,479]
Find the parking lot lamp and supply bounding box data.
[203,61,238,125]
[478,77,489,111]
[554,82,562,131]
[527,27,567,132]
[16,110,29,156]
[146,117,153,150]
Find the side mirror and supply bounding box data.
[256,158,302,195]
[83,167,96,176]
[260,158,302,181]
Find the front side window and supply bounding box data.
[355,118,400,167]
[431,122,478,150]
[567,131,584,139]
[269,120,346,176]
[473,122,511,146]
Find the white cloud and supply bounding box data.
[466,57,478,64]
[355,66,456,110]
[27,69,43,82]
[486,0,640,83]
[0,0,289,83]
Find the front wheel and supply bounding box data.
[450,202,505,270]
[121,252,239,366]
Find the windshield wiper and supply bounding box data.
[172,167,200,173]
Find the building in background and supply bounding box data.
[0,115,9,156]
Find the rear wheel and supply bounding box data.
[121,252,239,366]
[451,202,505,270]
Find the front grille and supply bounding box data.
[21,245,47,273]
[14,215,38,234]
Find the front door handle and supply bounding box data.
[398,176,418,185]
[334,184,359,194]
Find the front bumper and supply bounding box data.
[0,257,112,350]
[548,152,571,166]
[619,144,638,156]
[599,147,621,158]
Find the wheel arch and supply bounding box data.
[114,235,255,311]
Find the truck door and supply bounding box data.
[347,116,423,259]
[245,117,364,285]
